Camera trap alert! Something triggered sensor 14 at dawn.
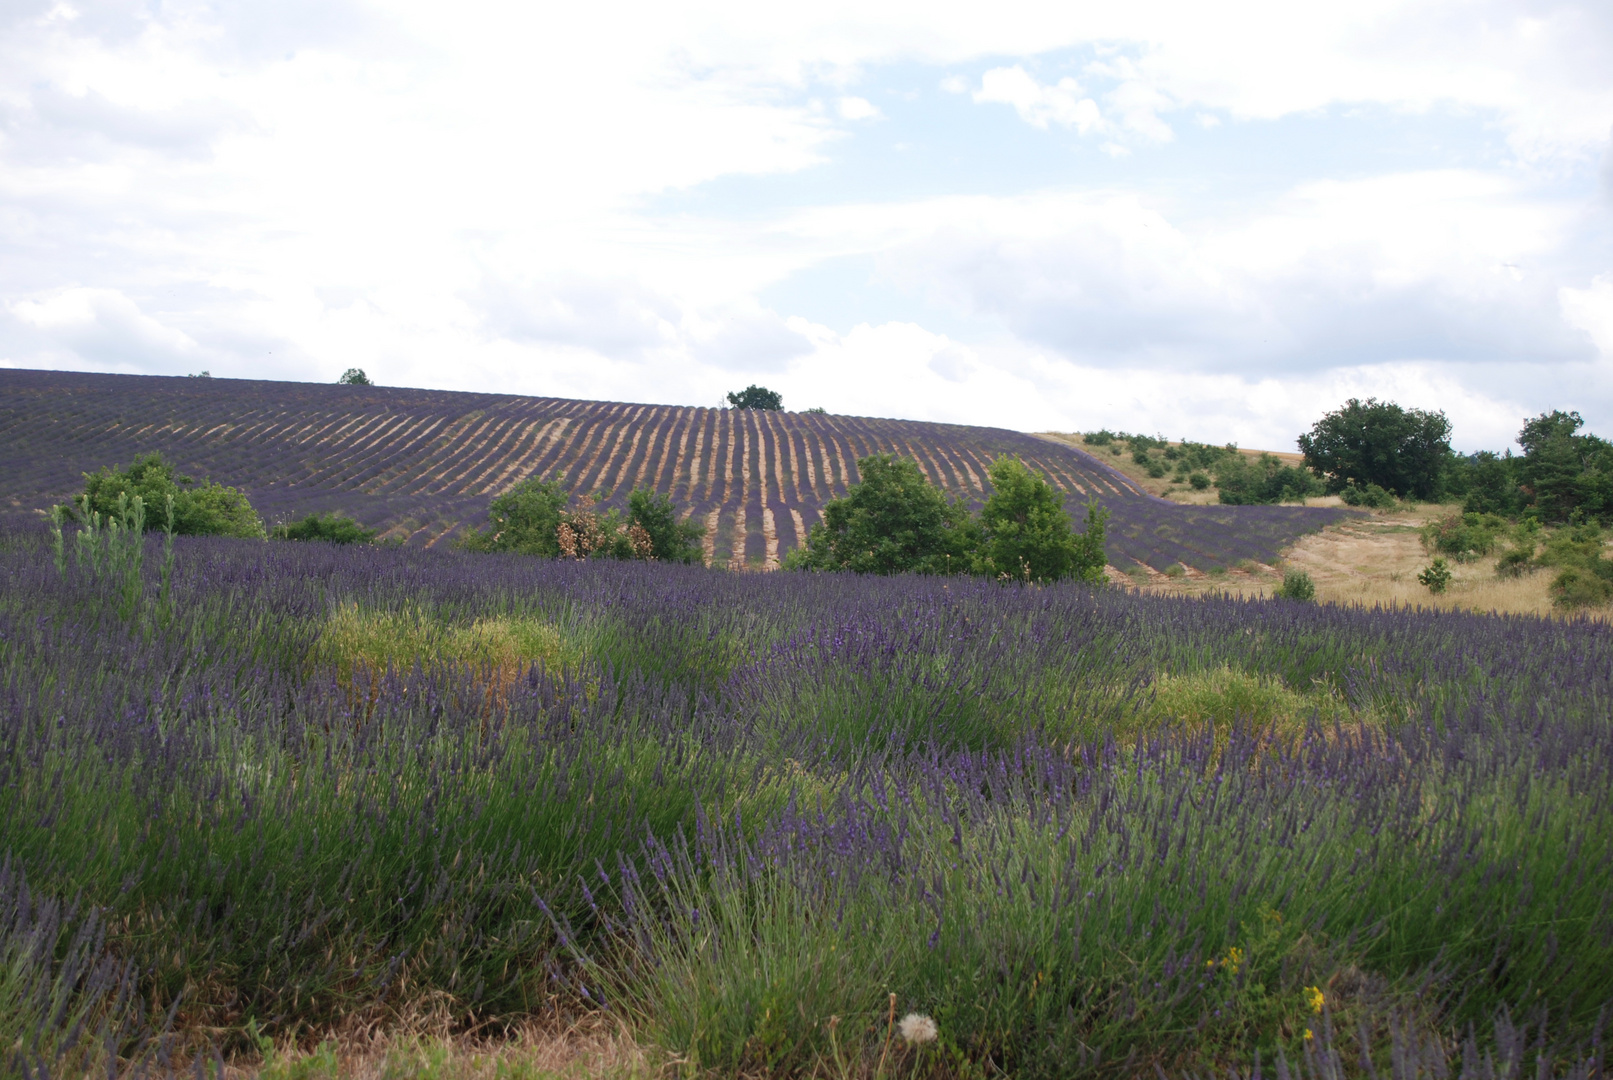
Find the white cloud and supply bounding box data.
[777,171,1590,375]
[1561,276,1613,356]
[837,95,881,120]
[975,66,1103,134]
[8,288,204,369]
[0,0,1608,448]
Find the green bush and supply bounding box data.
[272,513,378,544]
[626,489,704,563]
[1215,454,1322,505]
[785,455,978,576]
[1132,447,1153,466]
[788,454,1107,583]
[1274,569,1315,601]
[77,453,264,538]
[1417,558,1453,595]
[1420,513,1505,562]
[1189,472,1211,491]
[1339,482,1397,509]
[1082,430,1117,447]
[465,478,703,563]
[1536,522,1613,608]
[979,456,1108,584]
[1146,460,1167,479]
[1550,565,1613,608]
[338,368,371,386]
[463,476,569,556]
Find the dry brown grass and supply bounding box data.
[1107,502,1591,619]
[206,1012,657,1079]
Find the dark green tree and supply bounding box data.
[1450,450,1524,516]
[1517,411,1613,523]
[272,513,378,544]
[784,454,977,575]
[979,455,1107,583]
[1297,398,1452,500]
[626,488,705,563]
[726,385,782,410]
[463,475,570,556]
[78,453,264,538]
[338,368,372,386]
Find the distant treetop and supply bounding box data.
[339,368,372,386]
[726,384,782,410]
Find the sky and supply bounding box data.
[2,1,1611,452]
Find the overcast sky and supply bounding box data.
[2,0,1611,451]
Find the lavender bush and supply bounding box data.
[0,525,1609,1077]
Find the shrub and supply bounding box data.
[1189,472,1211,491]
[1417,558,1453,594]
[1082,430,1117,446]
[785,454,978,576]
[788,454,1108,583]
[338,368,371,385]
[1536,522,1613,608]
[1146,460,1167,479]
[979,456,1108,584]
[1339,482,1397,509]
[1274,569,1315,601]
[1550,566,1613,608]
[626,488,704,564]
[1132,448,1153,466]
[1496,548,1535,577]
[1420,513,1505,562]
[77,453,265,538]
[463,476,569,556]
[272,513,378,544]
[1495,522,1540,578]
[1215,454,1322,505]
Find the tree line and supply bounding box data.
[60,447,1107,583]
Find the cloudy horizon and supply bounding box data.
[2,0,1610,452]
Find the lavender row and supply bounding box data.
[3,528,1606,1074]
[0,368,1353,567]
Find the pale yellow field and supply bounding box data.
[1107,502,1580,619]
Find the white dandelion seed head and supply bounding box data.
[898,1013,938,1045]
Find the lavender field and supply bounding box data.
[3,524,1611,1078]
[0,369,1349,571]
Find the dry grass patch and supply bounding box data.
[222,1014,656,1079]
[1107,503,1596,620]
[313,605,585,716]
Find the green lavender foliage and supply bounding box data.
[1,529,1610,1076]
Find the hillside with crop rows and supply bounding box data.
[0,368,1350,570]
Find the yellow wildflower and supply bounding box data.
[1305,986,1325,1014]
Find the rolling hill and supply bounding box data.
[0,368,1350,570]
